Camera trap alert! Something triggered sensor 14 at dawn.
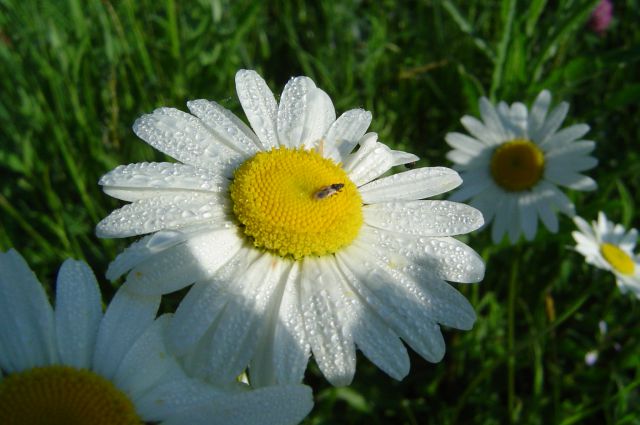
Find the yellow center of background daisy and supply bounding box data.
[600,243,635,275]
[0,365,141,425]
[230,147,363,259]
[490,139,545,191]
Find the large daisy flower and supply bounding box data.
[0,249,312,425]
[96,69,485,387]
[572,212,640,297]
[446,90,598,244]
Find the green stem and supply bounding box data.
[507,250,518,423]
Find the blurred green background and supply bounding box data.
[1,0,639,423]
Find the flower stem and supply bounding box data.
[507,250,519,423]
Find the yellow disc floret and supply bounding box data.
[600,243,635,275]
[490,139,545,191]
[0,365,142,425]
[230,147,363,259]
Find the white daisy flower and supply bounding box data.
[572,212,640,297]
[446,90,598,244]
[0,249,313,425]
[96,69,485,387]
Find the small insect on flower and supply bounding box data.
[313,183,344,200]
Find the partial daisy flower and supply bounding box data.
[446,90,598,244]
[572,212,640,297]
[0,249,313,425]
[96,69,485,387]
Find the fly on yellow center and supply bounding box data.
[0,365,141,425]
[600,243,636,275]
[230,147,363,259]
[490,139,545,191]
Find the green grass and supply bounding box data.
[1,0,640,423]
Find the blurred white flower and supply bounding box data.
[0,249,312,425]
[96,69,485,387]
[572,212,640,297]
[446,90,597,244]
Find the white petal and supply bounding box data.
[545,169,597,191]
[449,172,492,203]
[528,90,552,140]
[535,102,569,144]
[106,228,204,281]
[359,167,462,204]
[0,250,56,372]
[250,261,310,387]
[235,69,279,150]
[135,376,223,422]
[195,252,286,382]
[187,99,262,155]
[519,193,538,241]
[460,115,502,145]
[55,260,103,369]
[133,107,243,175]
[506,102,528,138]
[335,248,446,363]
[124,228,244,295]
[358,226,485,283]
[445,132,488,153]
[114,315,179,400]
[490,191,511,243]
[92,288,160,380]
[506,195,522,244]
[323,109,372,162]
[479,97,507,140]
[364,200,484,237]
[277,76,335,148]
[162,384,314,425]
[344,134,417,186]
[541,124,590,149]
[299,257,356,386]
[96,192,227,238]
[99,162,227,202]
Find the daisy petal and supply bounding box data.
[198,252,286,382]
[445,132,488,153]
[187,99,262,155]
[124,228,243,295]
[323,109,372,162]
[479,97,507,140]
[536,102,569,144]
[0,249,56,372]
[133,107,243,175]
[300,258,357,386]
[55,260,103,369]
[93,288,160,380]
[162,385,314,425]
[528,90,551,139]
[277,76,336,148]
[519,193,538,241]
[344,133,413,186]
[250,261,310,387]
[99,162,227,202]
[359,167,462,203]
[336,248,446,363]
[364,200,484,237]
[460,115,501,145]
[545,169,597,191]
[235,69,279,150]
[114,315,179,399]
[95,193,226,238]
[541,123,590,148]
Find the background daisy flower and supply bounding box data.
[0,249,313,425]
[96,69,485,387]
[572,212,640,297]
[446,90,598,244]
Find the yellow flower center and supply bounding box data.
[600,243,635,275]
[490,139,545,191]
[0,365,141,425]
[230,147,363,259]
